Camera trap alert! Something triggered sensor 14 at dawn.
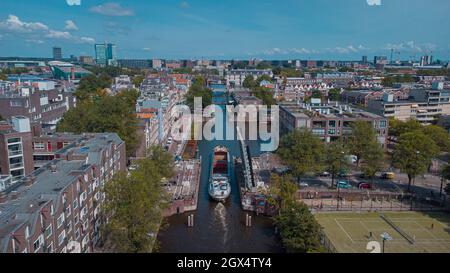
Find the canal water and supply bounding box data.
[157,86,283,253]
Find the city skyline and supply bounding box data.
[0,0,449,60]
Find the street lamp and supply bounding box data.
[380,232,392,253]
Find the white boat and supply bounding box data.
[208,146,231,202]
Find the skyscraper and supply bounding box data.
[95,43,117,67]
[95,43,107,66]
[106,43,117,66]
[362,56,368,64]
[52,47,62,60]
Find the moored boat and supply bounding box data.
[208,146,231,202]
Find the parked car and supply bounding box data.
[358,182,372,189]
[272,166,291,175]
[299,182,309,188]
[317,171,330,177]
[337,180,352,189]
[381,172,395,180]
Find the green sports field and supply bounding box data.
[315,211,450,253]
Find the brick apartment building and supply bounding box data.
[0,117,34,182]
[0,81,76,136]
[367,88,450,124]
[279,100,388,148]
[0,133,126,253]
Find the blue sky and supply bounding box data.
[0,0,449,60]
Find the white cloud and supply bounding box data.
[66,0,81,6]
[327,45,369,54]
[366,0,381,6]
[384,41,436,53]
[80,37,96,44]
[26,39,45,44]
[45,30,72,39]
[64,20,78,31]
[259,47,319,56]
[90,3,134,16]
[0,15,48,33]
[143,47,152,51]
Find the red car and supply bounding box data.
[358,182,372,189]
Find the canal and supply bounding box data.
[157,86,283,253]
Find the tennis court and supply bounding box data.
[315,211,450,253]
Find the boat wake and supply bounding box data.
[214,202,229,246]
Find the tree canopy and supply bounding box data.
[75,73,113,102]
[389,118,450,152]
[348,121,377,167]
[392,131,439,191]
[278,130,325,180]
[101,146,174,253]
[185,76,212,110]
[57,89,140,157]
[274,201,324,253]
[324,142,349,187]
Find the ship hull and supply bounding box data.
[208,146,231,202]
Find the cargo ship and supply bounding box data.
[208,146,231,202]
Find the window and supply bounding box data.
[33,235,43,252]
[73,199,78,209]
[82,219,89,231]
[34,142,45,150]
[25,226,30,239]
[67,221,72,233]
[80,192,87,202]
[10,100,22,107]
[58,230,66,246]
[7,137,21,144]
[74,214,79,225]
[57,214,65,229]
[379,120,387,128]
[65,205,71,217]
[45,225,52,239]
[47,243,54,253]
[75,228,80,240]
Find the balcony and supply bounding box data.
[9,162,24,170]
[8,150,23,157]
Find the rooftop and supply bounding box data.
[0,132,123,251]
[280,101,384,120]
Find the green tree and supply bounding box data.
[349,121,377,167]
[57,89,139,157]
[278,130,325,182]
[75,73,112,102]
[392,132,439,191]
[388,119,422,138]
[421,125,450,153]
[328,88,341,101]
[324,142,349,187]
[102,146,174,253]
[251,87,276,105]
[274,201,324,253]
[185,76,212,110]
[256,61,272,70]
[266,173,298,211]
[242,75,256,89]
[132,75,145,87]
[361,140,385,185]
